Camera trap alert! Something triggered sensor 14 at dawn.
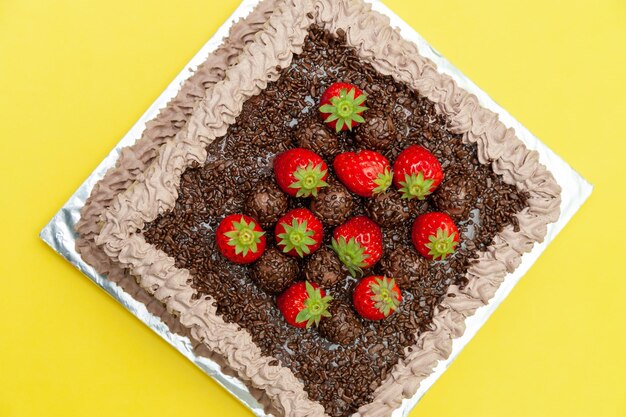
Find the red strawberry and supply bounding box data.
[331,216,383,276]
[333,150,392,197]
[319,82,368,132]
[411,212,460,260]
[277,281,333,328]
[274,148,329,198]
[393,145,443,200]
[353,276,402,320]
[275,208,323,257]
[216,214,266,264]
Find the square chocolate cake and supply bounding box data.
[80,1,561,416]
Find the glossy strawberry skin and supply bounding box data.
[392,145,444,198]
[333,216,383,269]
[215,214,266,264]
[319,82,366,131]
[353,276,402,320]
[273,148,328,197]
[411,212,460,260]
[333,150,392,197]
[275,208,323,257]
[277,281,326,328]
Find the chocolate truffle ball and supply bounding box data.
[250,247,299,294]
[354,114,396,151]
[432,174,479,221]
[294,117,340,159]
[364,191,411,228]
[379,245,429,290]
[318,302,363,346]
[244,180,289,229]
[310,181,355,227]
[303,248,346,289]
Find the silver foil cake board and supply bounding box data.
[40,0,593,416]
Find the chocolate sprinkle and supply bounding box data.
[432,172,479,221]
[143,26,528,417]
[244,179,290,229]
[251,247,299,294]
[318,302,363,346]
[294,117,341,159]
[310,180,355,227]
[379,245,429,290]
[303,247,346,289]
[354,111,397,151]
[364,190,415,228]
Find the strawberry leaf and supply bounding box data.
[223,217,265,256]
[295,282,333,328]
[424,227,458,260]
[331,236,369,276]
[372,167,393,195]
[369,277,401,317]
[277,218,317,257]
[289,162,328,197]
[398,172,435,200]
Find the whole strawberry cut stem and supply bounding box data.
[399,172,435,200]
[331,236,369,276]
[290,162,328,197]
[223,217,265,256]
[295,282,333,328]
[277,218,317,257]
[370,277,401,317]
[425,228,458,260]
[319,88,368,132]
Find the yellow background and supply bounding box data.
[1,0,624,416]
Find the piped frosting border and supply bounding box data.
[94,1,561,416]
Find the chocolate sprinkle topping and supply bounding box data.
[143,26,528,417]
[303,247,346,289]
[251,247,299,294]
[380,245,429,290]
[318,302,363,346]
[432,173,479,221]
[354,111,397,151]
[245,179,289,229]
[294,117,341,159]
[364,190,415,228]
[310,180,355,227]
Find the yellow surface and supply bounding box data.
[0,0,624,416]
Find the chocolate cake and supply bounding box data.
[85,1,561,416]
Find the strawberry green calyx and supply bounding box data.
[319,88,368,132]
[331,236,369,276]
[372,167,393,195]
[290,162,328,197]
[369,277,401,316]
[398,172,435,200]
[277,218,317,257]
[223,217,265,256]
[425,227,458,260]
[295,281,333,328]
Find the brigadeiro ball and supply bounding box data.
[250,247,299,294]
[294,117,340,159]
[303,247,346,289]
[379,245,429,290]
[310,181,355,227]
[432,173,479,221]
[244,180,289,229]
[364,190,411,228]
[354,113,396,151]
[318,302,363,346]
